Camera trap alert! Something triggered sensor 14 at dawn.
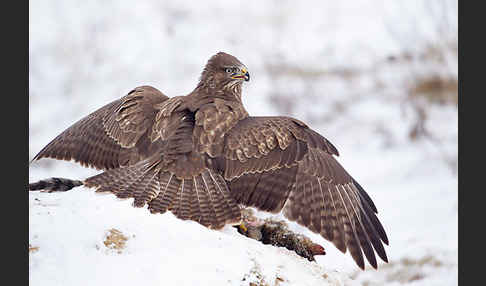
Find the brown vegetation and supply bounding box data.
[102,228,129,254]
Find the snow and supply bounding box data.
[29,173,355,286]
[29,1,457,285]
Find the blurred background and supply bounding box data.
[29,0,457,285]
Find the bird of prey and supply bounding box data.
[30,52,388,270]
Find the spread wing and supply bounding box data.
[222,116,389,269]
[31,86,169,170]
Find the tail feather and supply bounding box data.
[189,178,203,224]
[201,171,226,228]
[86,163,141,195]
[181,179,195,220]
[169,178,193,221]
[132,168,160,207]
[114,162,154,198]
[200,170,218,228]
[117,161,160,204]
[147,172,179,214]
[209,169,242,226]
[194,175,213,227]
[80,159,241,229]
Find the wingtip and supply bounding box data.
[29,156,38,166]
[383,255,389,263]
[352,178,378,214]
[382,234,389,246]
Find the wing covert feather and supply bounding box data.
[32,86,169,170]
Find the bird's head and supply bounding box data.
[199,52,250,91]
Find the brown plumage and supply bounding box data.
[32,85,168,170]
[30,52,388,270]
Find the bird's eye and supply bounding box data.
[225,68,233,73]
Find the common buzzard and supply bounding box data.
[30,52,388,269]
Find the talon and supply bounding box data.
[239,222,248,233]
[233,222,248,234]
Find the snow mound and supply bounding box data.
[29,186,356,286]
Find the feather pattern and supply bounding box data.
[32,86,169,170]
[224,116,388,269]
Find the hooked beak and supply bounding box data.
[244,71,250,81]
[232,68,250,82]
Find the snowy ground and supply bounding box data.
[29,1,458,285]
